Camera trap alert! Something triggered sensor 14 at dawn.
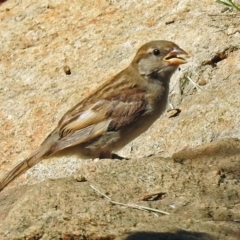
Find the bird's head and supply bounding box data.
[132,40,188,79]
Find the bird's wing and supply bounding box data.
[47,89,147,155]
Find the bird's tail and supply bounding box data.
[0,128,59,192]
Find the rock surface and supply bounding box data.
[0,138,240,239]
[0,0,240,239]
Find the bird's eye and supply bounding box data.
[153,49,160,56]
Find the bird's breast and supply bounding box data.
[145,79,170,116]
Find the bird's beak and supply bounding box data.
[163,47,188,66]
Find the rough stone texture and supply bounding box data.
[0,138,240,239]
[0,0,240,239]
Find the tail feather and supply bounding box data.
[0,149,46,192]
[0,128,59,192]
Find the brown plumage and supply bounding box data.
[0,40,188,192]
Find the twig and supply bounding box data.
[90,184,170,215]
[169,103,174,110]
[90,184,111,200]
[186,76,202,91]
[208,13,240,16]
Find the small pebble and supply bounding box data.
[198,78,207,86]
[63,65,71,75]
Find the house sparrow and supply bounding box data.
[0,40,188,192]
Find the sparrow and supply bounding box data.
[0,40,188,192]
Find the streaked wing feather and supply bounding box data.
[47,119,112,155]
[60,100,110,137]
[49,90,147,154]
[108,97,147,130]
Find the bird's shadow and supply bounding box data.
[119,230,216,240]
